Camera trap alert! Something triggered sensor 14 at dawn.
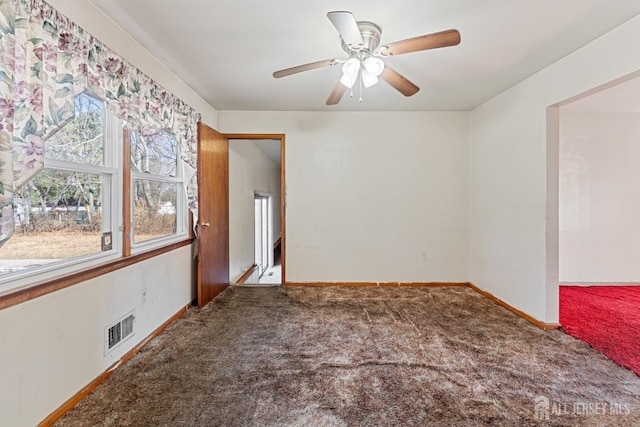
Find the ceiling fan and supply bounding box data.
[273,11,461,105]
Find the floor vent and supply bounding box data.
[105,311,135,355]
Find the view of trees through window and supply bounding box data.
[130,130,180,243]
[46,93,105,165]
[133,179,177,243]
[0,93,111,275]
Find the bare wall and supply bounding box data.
[0,246,194,426]
[559,110,640,282]
[219,111,469,284]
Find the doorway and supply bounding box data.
[547,70,640,322]
[546,71,640,374]
[227,134,285,286]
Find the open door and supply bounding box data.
[197,123,229,307]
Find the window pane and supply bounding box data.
[133,179,177,243]
[0,169,110,276]
[45,93,105,166]
[130,131,178,177]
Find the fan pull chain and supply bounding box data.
[358,69,363,102]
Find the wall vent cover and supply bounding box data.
[107,322,122,349]
[121,314,134,338]
[105,311,135,355]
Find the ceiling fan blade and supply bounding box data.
[326,81,347,105]
[327,11,364,48]
[380,66,419,97]
[273,59,339,78]
[381,29,461,56]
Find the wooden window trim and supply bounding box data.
[123,129,132,256]
[0,238,194,312]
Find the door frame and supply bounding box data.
[225,133,286,285]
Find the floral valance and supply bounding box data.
[0,0,200,247]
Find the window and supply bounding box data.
[129,130,186,246]
[0,94,190,288]
[0,93,120,279]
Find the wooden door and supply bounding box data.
[197,123,229,307]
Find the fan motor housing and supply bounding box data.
[341,21,382,54]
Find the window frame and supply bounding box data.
[125,128,190,254]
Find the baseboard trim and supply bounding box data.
[284,282,469,287]
[467,283,561,330]
[39,304,191,426]
[234,264,258,284]
[285,281,560,330]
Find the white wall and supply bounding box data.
[469,15,640,323]
[219,111,469,284]
[229,140,281,282]
[559,110,640,282]
[0,245,194,426]
[0,1,216,424]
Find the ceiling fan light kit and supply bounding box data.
[273,11,461,105]
[364,57,385,75]
[361,69,378,88]
[340,57,360,88]
[338,56,384,90]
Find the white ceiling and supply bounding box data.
[255,140,282,166]
[89,0,640,112]
[229,139,281,166]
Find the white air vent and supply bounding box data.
[105,311,135,355]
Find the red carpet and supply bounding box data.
[560,286,640,376]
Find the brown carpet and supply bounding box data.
[56,286,640,426]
